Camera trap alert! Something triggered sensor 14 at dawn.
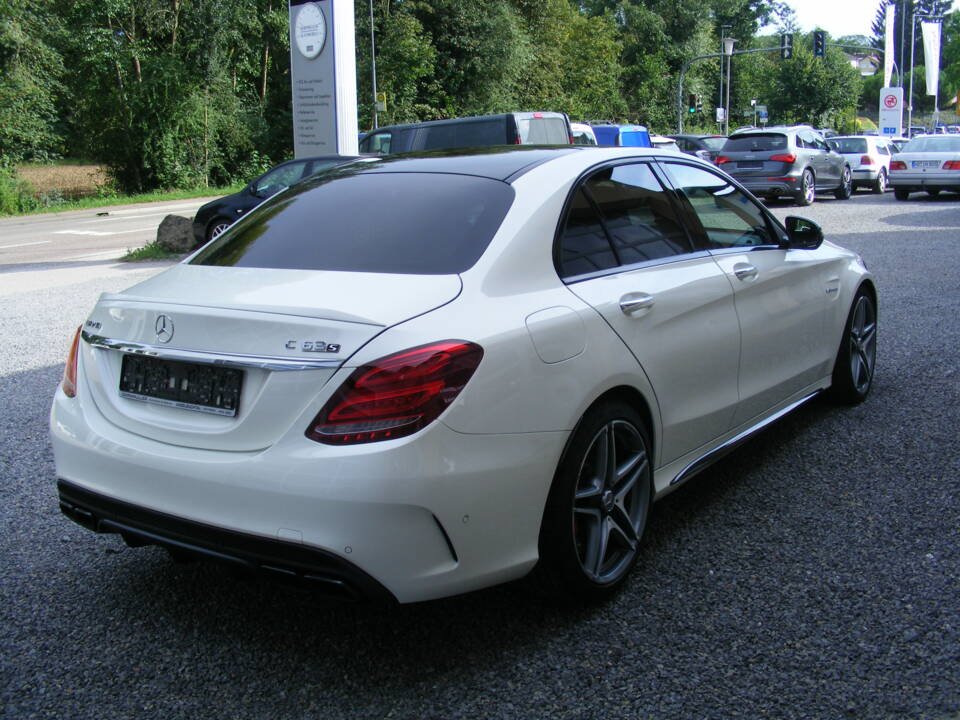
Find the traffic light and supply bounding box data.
[813,31,826,57]
[781,33,793,60]
[695,94,703,113]
[688,93,697,114]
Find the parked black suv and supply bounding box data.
[358,112,573,154]
[717,126,852,206]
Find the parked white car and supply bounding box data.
[51,147,877,604]
[828,135,893,193]
[571,122,598,146]
[889,135,960,199]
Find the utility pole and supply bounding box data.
[720,25,731,129]
[724,37,736,135]
[369,0,378,129]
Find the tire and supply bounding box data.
[834,166,853,200]
[871,168,887,194]
[894,187,910,201]
[927,188,941,197]
[538,401,652,601]
[795,169,815,206]
[206,218,232,242]
[829,289,877,405]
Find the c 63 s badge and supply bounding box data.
[286,340,340,353]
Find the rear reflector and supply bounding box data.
[769,153,797,163]
[62,326,81,398]
[306,341,483,445]
[890,160,908,171]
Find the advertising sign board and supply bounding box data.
[878,87,903,137]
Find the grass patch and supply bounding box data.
[121,241,182,262]
[6,185,242,217]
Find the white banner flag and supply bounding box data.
[884,6,895,87]
[921,20,941,97]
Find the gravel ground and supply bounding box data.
[2,191,959,719]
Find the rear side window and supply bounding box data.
[418,119,507,150]
[723,134,787,152]
[517,116,570,144]
[191,172,514,275]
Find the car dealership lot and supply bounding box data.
[2,192,959,718]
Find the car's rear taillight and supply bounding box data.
[942,160,960,170]
[769,153,797,163]
[890,160,908,171]
[62,327,81,398]
[716,156,731,164]
[860,155,875,165]
[306,341,484,445]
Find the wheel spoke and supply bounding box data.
[603,424,617,489]
[590,517,611,577]
[610,505,639,547]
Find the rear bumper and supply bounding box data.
[58,479,395,602]
[851,168,880,183]
[889,173,960,189]
[733,176,800,197]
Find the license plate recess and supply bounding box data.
[119,354,243,417]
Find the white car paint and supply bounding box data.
[50,147,874,603]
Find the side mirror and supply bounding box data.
[784,216,824,250]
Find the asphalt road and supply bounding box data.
[1,189,959,719]
[0,198,218,266]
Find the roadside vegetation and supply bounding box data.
[1,0,958,216]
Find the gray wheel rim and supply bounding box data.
[848,295,877,394]
[573,420,649,583]
[842,167,851,194]
[210,222,230,240]
[877,169,886,192]
[803,171,815,203]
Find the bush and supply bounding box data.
[0,165,39,215]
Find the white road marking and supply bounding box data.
[80,211,196,224]
[53,227,156,237]
[0,240,52,249]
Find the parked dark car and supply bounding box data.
[192,156,357,245]
[716,126,852,206]
[669,134,726,163]
[358,112,572,154]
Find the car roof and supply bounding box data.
[344,146,582,182]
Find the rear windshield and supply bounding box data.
[902,136,960,152]
[191,171,514,274]
[723,134,788,152]
[517,116,570,144]
[832,138,868,154]
[700,137,726,150]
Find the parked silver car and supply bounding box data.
[828,135,893,194]
[717,126,852,206]
[889,135,960,199]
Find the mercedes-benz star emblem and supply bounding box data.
[155,314,174,344]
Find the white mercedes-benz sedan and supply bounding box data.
[50,147,877,604]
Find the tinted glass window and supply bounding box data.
[359,132,392,154]
[418,119,506,150]
[723,134,788,152]
[662,163,775,249]
[517,116,569,144]
[700,137,726,150]
[586,164,692,263]
[559,188,618,277]
[192,171,514,274]
[253,162,308,197]
[834,138,868,154]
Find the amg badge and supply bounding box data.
[285,340,341,353]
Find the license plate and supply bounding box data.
[738,161,763,169]
[119,354,243,417]
[912,160,939,168]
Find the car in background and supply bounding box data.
[946,125,960,134]
[669,134,726,163]
[889,134,960,200]
[889,136,911,153]
[908,126,927,138]
[649,135,681,152]
[828,135,894,193]
[571,122,598,145]
[358,112,573,154]
[816,128,839,139]
[716,126,852,206]
[592,124,652,148]
[52,145,876,605]
[192,155,357,246]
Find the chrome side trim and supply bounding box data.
[81,331,341,372]
[669,391,819,487]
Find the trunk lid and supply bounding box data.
[80,264,462,451]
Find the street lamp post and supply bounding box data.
[369,0,378,130]
[723,37,736,135]
[720,24,731,128]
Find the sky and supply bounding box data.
[775,0,957,39]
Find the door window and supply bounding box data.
[253,162,308,198]
[661,162,778,249]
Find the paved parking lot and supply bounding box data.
[1,190,958,719]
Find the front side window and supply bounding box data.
[359,131,392,154]
[661,162,777,249]
[253,162,308,198]
[558,162,692,279]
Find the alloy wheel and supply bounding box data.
[848,294,877,395]
[572,419,649,583]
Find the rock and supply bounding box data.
[155,214,195,253]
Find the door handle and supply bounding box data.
[619,292,655,315]
[733,263,758,281]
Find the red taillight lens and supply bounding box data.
[716,155,731,164]
[890,160,908,171]
[860,155,875,165]
[306,341,483,445]
[942,160,960,170]
[769,153,797,163]
[62,326,81,398]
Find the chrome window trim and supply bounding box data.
[81,331,341,372]
[562,249,714,285]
